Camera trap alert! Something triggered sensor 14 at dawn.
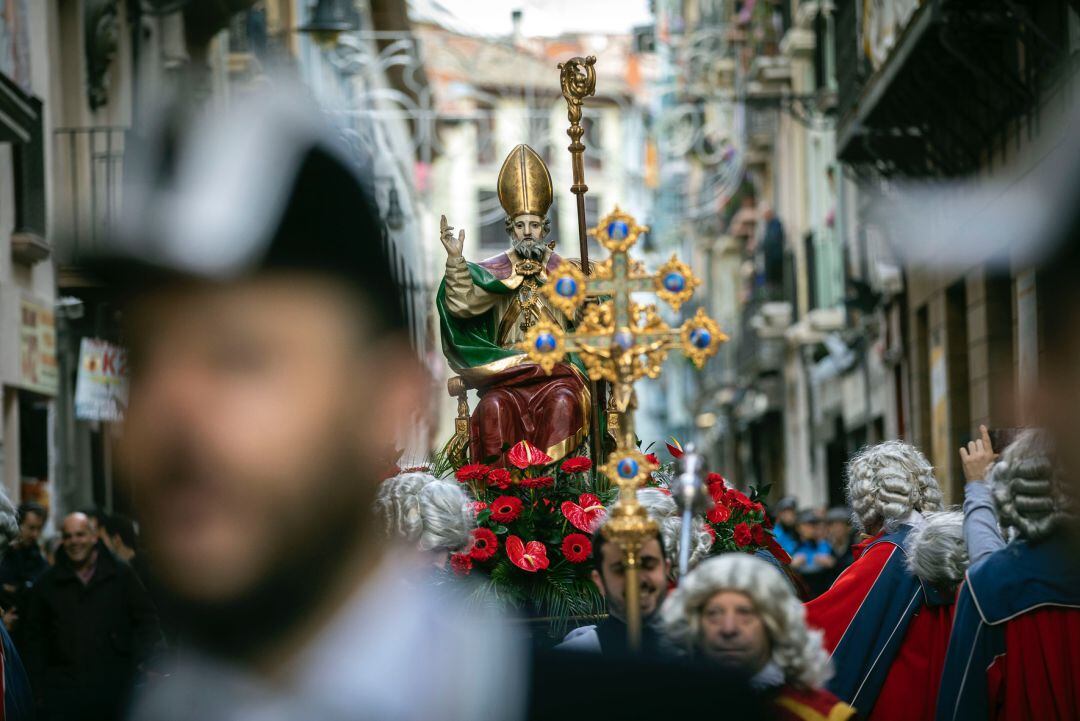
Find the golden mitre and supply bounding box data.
[497,144,553,219]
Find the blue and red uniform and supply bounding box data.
[935,530,1080,721]
[805,525,955,720]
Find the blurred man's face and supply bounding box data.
[700,590,771,674]
[118,275,424,613]
[592,537,670,622]
[19,512,44,546]
[61,514,96,567]
[799,520,824,541]
[777,508,796,527]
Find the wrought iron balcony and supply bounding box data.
[53,126,127,266]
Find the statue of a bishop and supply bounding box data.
[436,144,590,466]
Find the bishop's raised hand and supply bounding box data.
[440,215,465,258]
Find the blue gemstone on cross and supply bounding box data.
[663,272,686,292]
[614,330,634,350]
[535,333,557,352]
[608,220,629,241]
[555,277,578,297]
[617,458,639,478]
[689,328,711,349]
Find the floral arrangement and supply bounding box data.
[449,441,617,625]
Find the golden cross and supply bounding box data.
[517,206,728,649]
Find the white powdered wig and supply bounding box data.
[374,472,474,553]
[906,509,968,591]
[990,429,1073,541]
[661,554,832,688]
[846,441,943,533]
[635,488,713,576]
[0,487,17,556]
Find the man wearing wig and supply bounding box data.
[661,554,855,721]
[803,441,949,719]
[936,430,1080,721]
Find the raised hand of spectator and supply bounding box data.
[960,425,998,482]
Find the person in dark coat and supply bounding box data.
[23,512,164,721]
[0,503,50,644]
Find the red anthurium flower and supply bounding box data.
[490,496,523,523]
[666,437,684,458]
[469,528,498,561]
[505,535,550,572]
[645,453,660,466]
[450,553,472,575]
[507,441,553,469]
[486,468,512,489]
[455,463,491,482]
[561,533,592,563]
[561,493,607,533]
[707,503,731,524]
[706,472,726,489]
[750,523,766,546]
[560,456,593,474]
[520,475,554,490]
[733,522,752,547]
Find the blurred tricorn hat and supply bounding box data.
[82,83,405,331]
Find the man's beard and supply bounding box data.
[513,237,546,261]
[164,450,376,663]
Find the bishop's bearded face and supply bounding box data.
[509,213,547,261]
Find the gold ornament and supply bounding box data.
[654,255,701,311]
[543,260,588,318]
[497,144,553,219]
[679,307,728,369]
[588,206,649,254]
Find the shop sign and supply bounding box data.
[74,338,128,422]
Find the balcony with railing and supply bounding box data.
[834,0,1073,177]
[52,127,127,269]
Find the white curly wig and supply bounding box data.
[373,472,474,553]
[660,554,832,688]
[0,487,18,556]
[846,440,943,534]
[990,429,1073,541]
[634,488,713,576]
[906,509,968,592]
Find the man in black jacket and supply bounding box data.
[23,512,163,721]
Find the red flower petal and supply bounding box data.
[450,553,472,575]
[733,522,752,547]
[455,463,491,482]
[561,494,607,533]
[506,535,549,572]
[506,441,554,469]
[707,504,732,523]
[666,437,685,458]
[486,468,512,489]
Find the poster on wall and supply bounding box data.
[19,297,58,395]
[74,338,128,422]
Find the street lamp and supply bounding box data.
[298,0,360,47]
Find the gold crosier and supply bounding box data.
[519,209,728,648]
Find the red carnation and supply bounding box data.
[450,553,472,575]
[707,503,732,523]
[470,501,489,517]
[561,533,592,563]
[455,463,491,482]
[507,441,553,469]
[469,528,498,561]
[645,453,660,466]
[490,495,523,523]
[750,523,766,546]
[733,522,752,547]
[560,456,593,474]
[486,468,512,489]
[520,475,554,489]
[706,472,726,489]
